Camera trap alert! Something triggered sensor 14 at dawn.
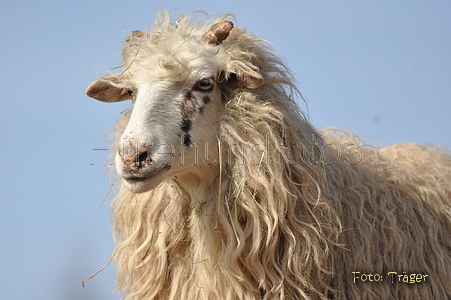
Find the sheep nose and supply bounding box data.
[119,147,151,170]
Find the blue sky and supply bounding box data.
[1,1,450,299]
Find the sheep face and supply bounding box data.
[86,22,263,193]
[86,62,222,193]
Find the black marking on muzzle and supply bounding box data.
[182,133,191,147]
[181,117,192,147]
[180,91,196,148]
[181,118,192,133]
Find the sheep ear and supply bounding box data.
[86,74,132,102]
[222,61,263,89]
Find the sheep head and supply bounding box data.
[86,18,264,193]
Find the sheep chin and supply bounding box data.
[121,166,169,194]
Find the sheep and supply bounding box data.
[86,11,451,300]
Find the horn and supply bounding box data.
[202,21,234,45]
[125,30,146,44]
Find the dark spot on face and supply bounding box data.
[181,118,192,133]
[181,90,197,118]
[182,133,191,147]
[202,94,211,105]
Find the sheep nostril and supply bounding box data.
[120,148,151,168]
[137,150,150,163]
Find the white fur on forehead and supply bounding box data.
[119,12,265,83]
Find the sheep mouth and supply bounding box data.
[124,176,148,183]
[121,164,172,191]
[123,166,165,183]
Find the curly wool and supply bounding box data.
[106,12,451,300]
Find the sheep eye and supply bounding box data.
[196,80,214,91]
[128,90,134,96]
